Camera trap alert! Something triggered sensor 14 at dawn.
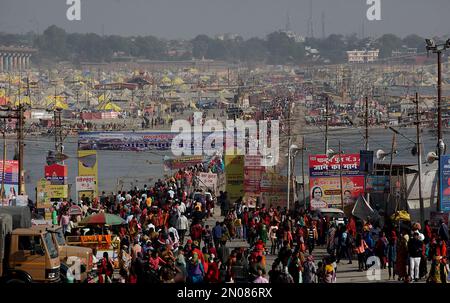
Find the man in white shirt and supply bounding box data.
[168,187,175,199]
[177,200,186,215]
[268,224,279,255]
[81,203,89,216]
[168,226,180,244]
[176,214,189,244]
[253,270,269,283]
[146,222,155,232]
[116,193,122,204]
[65,218,72,235]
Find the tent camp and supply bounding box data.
[98,102,122,112]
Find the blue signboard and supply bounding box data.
[365,175,390,193]
[360,150,374,174]
[440,155,450,212]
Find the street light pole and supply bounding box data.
[437,50,443,212]
[425,38,450,212]
[365,96,370,205]
[339,140,344,210]
[1,118,5,203]
[325,95,329,154]
[287,143,291,211]
[287,144,300,211]
[292,151,298,204]
[415,92,425,225]
[365,96,369,151]
[301,136,306,209]
[17,104,25,195]
[386,133,396,215]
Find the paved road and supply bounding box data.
[205,206,429,283]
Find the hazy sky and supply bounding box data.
[0,0,448,39]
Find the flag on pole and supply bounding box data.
[352,194,374,220]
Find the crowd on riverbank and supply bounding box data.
[45,153,450,283]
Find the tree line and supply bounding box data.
[0,25,432,65]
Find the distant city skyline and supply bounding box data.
[0,0,448,39]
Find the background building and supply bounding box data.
[347,49,380,63]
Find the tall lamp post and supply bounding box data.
[0,118,5,203]
[287,144,301,211]
[425,38,450,211]
[386,125,422,222]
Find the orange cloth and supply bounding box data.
[79,235,112,249]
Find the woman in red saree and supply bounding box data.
[346,216,357,238]
[396,234,409,281]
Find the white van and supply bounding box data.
[311,208,346,225]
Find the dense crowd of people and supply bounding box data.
[46,155,450,283]
[38,93,450,284]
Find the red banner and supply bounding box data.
[0,160,18,185]
[163,155,204,171]
[45,164,68,185]
[45,164,68,178]
[244,155,264,193]
[309,154,361,177]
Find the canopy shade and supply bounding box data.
[79,213,125,225]
[68,205,82,216]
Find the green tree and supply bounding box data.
[320,34,346,63]
[38,25,68,59]
[240,37,267,63]
[376,34,403,58]
[345,33,360,50]
[206,39,226,59]
[266,31,293,64]
[105,35,132,55]
[83,33,111,62]
[192,35,211,59]
[290,43,306,64]
[6,24,436,65]
[133,36,167,59]
[403,34,426,52]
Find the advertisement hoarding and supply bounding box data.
[163,155,204,171]
[260,193,287,209]
[260,171,288,193]
[0,160,18,206]
[76,176,96,192]
[225,155,244,202]
[197,172,218,192]
[244,155,264,193]
[430,211,449,229]
[78,131,239,153]
[44,164,68,185]
[440,155,450,212]
[47,185,69,199]
[365,175,390,193]
[309,176,365,209]
[309,154,361,177]
[78,150,98,199]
